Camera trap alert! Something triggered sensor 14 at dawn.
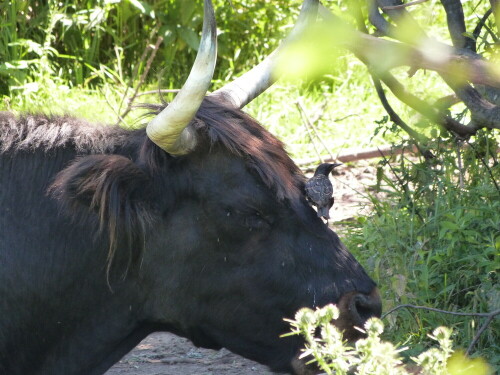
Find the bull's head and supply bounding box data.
[50,1,381,373]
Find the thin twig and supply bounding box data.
[455,140,464,188]
[100,87,128,127]
[310,95,330,124]
[377,147,424,222]
[472,8,494,44]
[296,100,323,162]
[382,304,500,355]
[371,76,433,159]
[382,0,429,10]
[117,27,158,117]
[465,139,500,195]
[296,98,336,161]
[382,304,500,319]
[466,312,499,354]
[297,144,419,168]
[332,114,361,123]
[117,35,164,125]
[134,89,180,98]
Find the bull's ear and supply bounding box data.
[49,154,151,214]
[49,154,154,275]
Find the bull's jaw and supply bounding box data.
[291,357,321,375]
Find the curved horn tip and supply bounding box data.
[147,0,217,155]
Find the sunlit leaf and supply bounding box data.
[178,26,200,51]
[127,0,155,18]
[275,21,355,81]
[447,351,493,375]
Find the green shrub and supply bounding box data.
[342,132,499,367]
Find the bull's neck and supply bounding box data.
[36,289,150,375]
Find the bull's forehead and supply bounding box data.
[191,151,280,203]
[193,98,306,203]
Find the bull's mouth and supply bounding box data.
[288,288,382,374]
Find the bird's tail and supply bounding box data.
[318,206,330,220]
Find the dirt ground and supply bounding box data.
[106,161,380,375]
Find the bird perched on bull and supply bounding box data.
[305,162,342,220]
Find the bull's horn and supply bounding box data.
[210,0,318,109]
[146,0,217,155]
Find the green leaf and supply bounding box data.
[127,0,154,18]
[178,26,199,50]
[180,0,197,25]
[440,221,459,231]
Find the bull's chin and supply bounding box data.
[291,356,321,375]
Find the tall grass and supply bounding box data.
[0,0,303,94]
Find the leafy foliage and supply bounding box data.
[343,131,500,367]
[0,0,301,96]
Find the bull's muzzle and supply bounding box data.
[289,288,382,375]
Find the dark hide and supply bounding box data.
[0,98,380,375]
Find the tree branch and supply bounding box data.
[371,76,434,159]
[466,312,499,354]
[490,0,500,38]
[383,305,500,355]
[370,69,476,136]
[318,6,500,88]
[117,35,164,124]
[383,304,500,319]
[440,0,475,50]
[318,4,500,136]
[368,0,392,35]
[296,144,419,168]
[296,98,336,162]
[381,0,429,10]
[376,0,428,42]
[473,8,494,46]
[443,80,500,130]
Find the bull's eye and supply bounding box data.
[244,211,271,230]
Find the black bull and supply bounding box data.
[0,100,380,375]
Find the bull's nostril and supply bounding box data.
[351,289,382,324]
[335,288,382,341]
[354,296,378,322]
[339,288,382,327]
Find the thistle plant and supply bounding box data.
[284,305,492,375]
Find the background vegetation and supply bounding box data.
[1,0,499,371]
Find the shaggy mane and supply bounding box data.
[0,111,131,154]
[1,98,305,204]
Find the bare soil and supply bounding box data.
[106,161,379,375]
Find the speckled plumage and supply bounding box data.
[305,163,341,220]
